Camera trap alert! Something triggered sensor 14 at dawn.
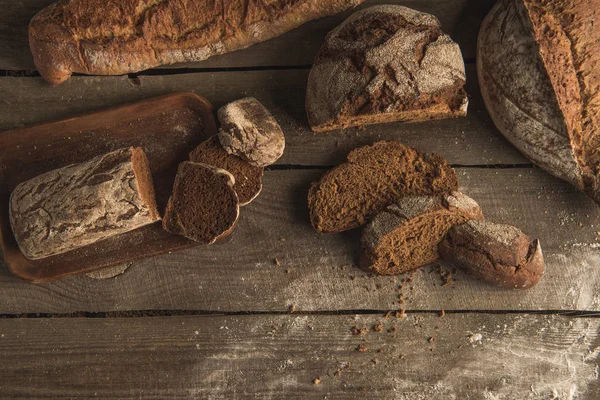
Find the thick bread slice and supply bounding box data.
[29,0,365,85]
[9,147,159,260]
[218,97,285,167]
[306,5,468,132]
[439,220,545,289]
[360,192,483,275]
[163,162,239,244]
[308,141,458,233]
[190,136,263,206]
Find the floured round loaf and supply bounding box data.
[308,140,458,233]
[162,162,239,244]
[478,0,600,204]
[218,98,285,167]
[28,0,366,85]
[439,220,545,289]
[306,5,468,132]
[361,192,483,275]
[190,136,264,206]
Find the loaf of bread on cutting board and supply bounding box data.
[9,147,160,260]
[28,0,365,85]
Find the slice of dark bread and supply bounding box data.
[189,136,264,206]
[360,192,483,275]
[163,162,239,244]
[308,141,459,233]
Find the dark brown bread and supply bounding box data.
[478,0,600,204]
[308,141,459,233]
[9,147,159,260]
[218,97,285,167]
[306,5,468,132]
[28,0,365,85]
[163,162,239,244]
[361,192,483,275]
[439,220,545,289]
[189,136,263,206]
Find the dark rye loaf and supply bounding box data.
[306,5,468,132]
[10,147,159,260]
[439,220,545,289]
[163,162,239,244]
[308,141,458,233]
[29,0,365,85]
[189,136,263,206]
[360,192,483,275]
[478,0,600,204]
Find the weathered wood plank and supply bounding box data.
[0,68,527,166]
[0,314,597,399]
[1,168,599,314]
[0,0,494,71]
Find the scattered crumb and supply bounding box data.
[373,324,383,333]
[352,326,368,336]
[280,237,286,241]
[399,354,405,360]
[334,363,351,377]
[384,311,392,319]
[388,326,398,333]
[428,337,435,343]
[356,344,367,352]
[371,359,380,365]
[377,348,383,353]
[440,309,446,318]
[396,310,406,319]
[274,258,281,266]
[313,378,321,385]
[285,269,291,274]
[288,304,296,313]
[359,387,368,392]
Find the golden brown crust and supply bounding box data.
[28,0,365,84]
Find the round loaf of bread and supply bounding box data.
[477,0,600,203]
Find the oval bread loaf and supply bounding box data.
[478,0,600,204]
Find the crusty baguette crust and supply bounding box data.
[29,0,365,84]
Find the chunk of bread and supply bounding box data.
[308,141,458,233]
[306,5,468,132]
[189,136,263,206]
[162,162,239,244]
[439,220,545,289]
[9,147,159,260]
[218,98,285,167]
[360,192,483,275]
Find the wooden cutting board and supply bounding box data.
[0,92,217,283]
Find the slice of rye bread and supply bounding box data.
[189,136,264,206]
[308,141,458,233]
[360,192,483,275]
[163,162,239,244]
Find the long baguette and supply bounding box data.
[29,0,365,85]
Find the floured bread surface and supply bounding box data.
[163,161,239,244]
[361,192,483,275]
[9,147,159,260]
[190,136,263,206]
[306,5,468,132]
[28,0,366,84]
[218,97,285,167]
[308,141,458,233]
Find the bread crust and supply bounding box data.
[28,0,365,84]
[306,5,468,132]
[477,0,600,203]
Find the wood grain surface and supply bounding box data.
[0,0,493,71]
[0,313,598,399]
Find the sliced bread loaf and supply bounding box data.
[308,141,458,233]
[439,220,545,289]
[189,136,263,206]
[306,5,468,132]
[360,192,483,275]
[218,98,285,167]
[163,162,239,244]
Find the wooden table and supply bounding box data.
[1,1,599,399]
